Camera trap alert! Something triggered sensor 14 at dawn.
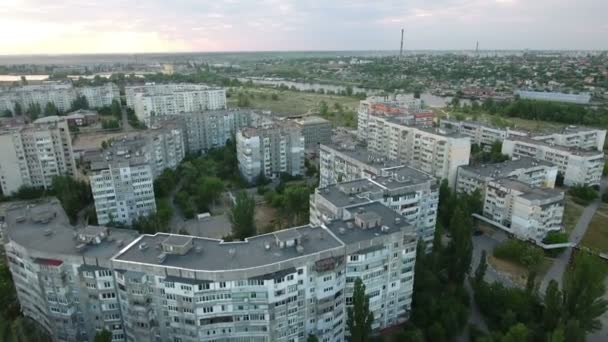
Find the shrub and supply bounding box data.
[493,240,544,270]
[568,185,598,205]
[542,232,569,245]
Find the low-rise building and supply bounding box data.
[482,179,564,241]
[293,115,332,152]
[502,137,604,186]
[237,123,305,183]
[65,109,100,126]
[456,157,558,195]
[0,116,76,194]
[515,90,591,104]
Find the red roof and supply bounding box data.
[35,258,63,266]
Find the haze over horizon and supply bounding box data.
[1,0,607,55]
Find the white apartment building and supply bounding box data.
[3,198,418,342]
[0,116,76,194]
[237,124,305,183]
[89,148,156,225]
[178,110,252,153]
[456,157,558,195]
[482,179,564,241]
[533,126,606,152]
[440,119,528,146]
[319,144,403,188]
[357,95,423,140]
[311,165,439,246]
[367,116,471,187]
[0,83,120,114]
[77,83,120,108]
[502,137,604,186]
[126,84,227,125]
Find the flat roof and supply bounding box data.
[508,136,604,156]
[325,202,414,246]
[114,225,343,271]
[493,179,563,201]
[321,144,402,169]
[2,198,139,259]
[383,116,467,138]
[460,157,555,178]
[89,138,149,170]
[294,116,331,126]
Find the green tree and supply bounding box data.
[319,101,329,117]
[501,323,528,342]
[446,207,473,283]
[43,102,59,116]
[474,249,487,284]
[563,252,607,333]
[13,102,22,116]
[345,85,353,96]
[110,99,121,119]
[543,280,563,331]
[563,319,586,342]
[52,175,93,225]
[229,191,256,240]
[71,95,89,110]
[94,329,112,342]
[306,335,319,342]
[347,278,374,342]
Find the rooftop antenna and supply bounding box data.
[400,28,405,58]
[475,41,479,57]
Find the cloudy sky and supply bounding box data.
[1,0,606,54]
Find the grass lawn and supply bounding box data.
[581,213,608,254]
[563,196,585,235]
[597,203,608,217]
[227,87,360,127]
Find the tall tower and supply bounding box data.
[475,41,479,57]
[400,28,405,58]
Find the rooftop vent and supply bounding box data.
[338,227,346,235]
[264,243,271,251]
[138,242,149,251]
[395,217,401,224]
[116,240,124,247]
[157,253,167,263]
[347,222,354,229]
[195,246,203,254]
[229,248,236,258]
[381,225,391,233]
[296,245,304,254]
[43,228,53,236]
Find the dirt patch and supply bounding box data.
[581,213,608,254]
[488,255,529,287]
[255,203,279,233]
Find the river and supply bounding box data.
[237,77,459,107]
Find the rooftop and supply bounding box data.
[114,225,343,271]
[325,202,415,246]
[88,137,149,171]
[2,198,139,259]
[460,157,555,178]
[382,116,467,138]
[508,136,604,156]
[294,115,331,126]
[492,179,564,201]
[321,144,403,169]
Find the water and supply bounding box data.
[238,77,458,107]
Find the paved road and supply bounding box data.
[540,178,607,293]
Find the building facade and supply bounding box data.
[357,95,423,141]
[481,179,564,241]
[2,198,418,342]
[237,124,305,183]
[179,110,252,153]
[311,166,438,246]
[439,119,528,146]
[456,157,558,195]
[533,126,606,152]
[78,83,121,108]
[293,116,332,152]
[502,137,604,186]
[126,84,227,125]
[366,116,471,187]
[515,90,591,104]
[0,116,76,194]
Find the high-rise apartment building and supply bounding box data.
[89,142,156,225]
[176,110,252,153]
[311,165,438,246]
[237,124,305,183]
[2,197,418,342]
[533,126,606,152]
[440,119,528,146]
[125,84,226,125]
[293,116,332,152]
[0,83,120,114]
[367,116,471,187]
[502,137,604,186]
[0,116,76,194]
[456,157,558,195]
[357,95,423,140]
[481,179,564,242]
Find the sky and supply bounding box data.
[1,0,607,54]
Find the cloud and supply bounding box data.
[1,0,606,54]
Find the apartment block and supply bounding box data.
[0,116,76,194]
[533,126,606,151]
[357,95,423,140]
[0,83,120,114]
[311,165,438,245]
[2,198,418,342]
[237,124,305,183]
[178,109,252,153]
[367,116,471,187]
[482,179,564,241]
[293,115,332,152]
[319,144,403,188]
[456,157,558,195]
[502,137,604,186]
[440,119,528,146]
[144,119,187,177]
[126,84,227,125]
[89,143,156,225]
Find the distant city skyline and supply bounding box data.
[1,0,607,55]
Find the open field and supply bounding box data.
[227,87,359,126]
[581,213,608,254]
[563,197,586,234]
[439,108,567,133]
